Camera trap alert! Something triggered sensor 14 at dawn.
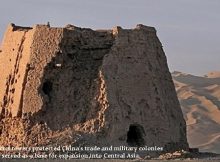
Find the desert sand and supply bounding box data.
[172,71,220,154]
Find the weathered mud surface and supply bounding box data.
[0,24,188,156]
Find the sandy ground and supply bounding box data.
[172,71,220,154]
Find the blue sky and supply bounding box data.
[0,0,219,75]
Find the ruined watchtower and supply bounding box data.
[0,24,188,154]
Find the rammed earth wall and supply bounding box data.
[0,24,188,155]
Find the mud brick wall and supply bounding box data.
[0,24,188,153]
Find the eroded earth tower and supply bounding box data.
[0,24,188,154]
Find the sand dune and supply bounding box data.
[205,71,220,78]
[172,71,220,154]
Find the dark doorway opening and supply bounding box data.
[127,124,145,146]
[42,81,53,95]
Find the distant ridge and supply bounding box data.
[172,71,220,154]
[204,71,220,78]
